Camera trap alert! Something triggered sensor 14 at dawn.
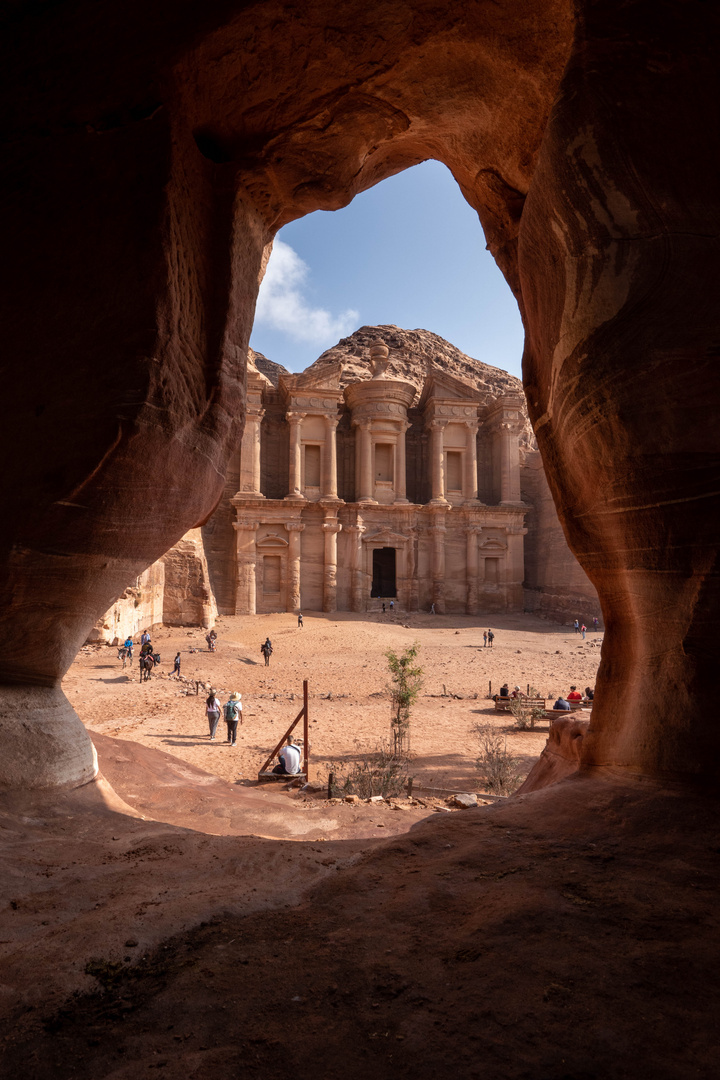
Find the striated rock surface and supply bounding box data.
[0,0,718,793]
[248,347,290,388]
[161,529,218,629]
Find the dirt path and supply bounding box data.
[65,611,601,796]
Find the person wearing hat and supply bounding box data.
[224,691,242,746]
[510,685,522,699]
[205,689,222,740]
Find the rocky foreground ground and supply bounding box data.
[1,616,717,1078]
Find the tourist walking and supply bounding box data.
[389,600,394,612]
[224,692,242,746]
[297,612,303,627]
[206,628,217,652]
[430,603,435,615]
[573,619,580,633]
[592,617,599,632]
[206,689,221,740]
[261,637,273,666]
[382,602,386,614]
[581,624,586,639]
[482,630,487,648]
[487,629,494,648]
[172,651,181,677]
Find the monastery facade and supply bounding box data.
[232,344,528,615]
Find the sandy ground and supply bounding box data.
[3,617,719,1079]
[65,611,602,797]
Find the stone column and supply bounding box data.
[286,411,305,498]
[322,519,342,612]
[430,514,447,613]
[285,521,304,612]
[505,525,526,610]
[395,421,409,503]
[239,408,265,496]
[429,420,448,503]
[499,421,522,504]
[323,415,339,499]
[346,523,366,612]
[465,526,480,615]
[233,521,258,615]
[357,420,375,502]
[464,420,479,502]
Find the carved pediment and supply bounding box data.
[256,532,289,548]
[479,537,507,553]
[362,527,410,546]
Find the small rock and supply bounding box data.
[125,938,138,948]
[368,795,385,804]
[344,794,360,804]
[451,793,478,809]
[432,806,452,813]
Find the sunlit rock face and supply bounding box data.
[1,0,717,786]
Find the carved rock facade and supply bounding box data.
[231,347,527,614]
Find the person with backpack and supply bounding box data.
[224,692,242,746]
[206,689,221,740]
[261,638,273,666]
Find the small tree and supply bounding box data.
[386,643,423,754]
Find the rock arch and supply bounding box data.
[1,1,717,787]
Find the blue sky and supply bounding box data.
[250,160,525,379]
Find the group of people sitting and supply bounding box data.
[495,683,594,709]
[552,685,594,710]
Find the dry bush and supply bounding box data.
[473,723,523,796]
[324,739,411,800]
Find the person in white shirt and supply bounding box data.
[273,736,302,775]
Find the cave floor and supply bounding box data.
[1,756,718,1079]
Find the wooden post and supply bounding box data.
[488,680,492,698]
[303,679,309,780]
[328,772,335,799]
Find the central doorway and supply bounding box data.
[371,547,396,597]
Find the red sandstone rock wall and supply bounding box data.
[521,451,599,624]
[2,1,718,787]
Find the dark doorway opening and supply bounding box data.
[371,547,396,597]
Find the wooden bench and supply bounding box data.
[494,696,546,712]
[257,771,307,782]
[545,707,587,720]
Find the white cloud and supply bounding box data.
[254,239,359,345]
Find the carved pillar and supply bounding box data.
[499,421,521,504]
[395,422,409,503]
[464,420,479,502]
[286,412,306,498]
[285,521,305,612]
[429,420,448,503]
[239,408,265,496]
[322,519,342,612]
[465,527,480,615]
[430,515,447,613]
[346,523,366,612]
[323,415,339,499]
[357,420,375,502]
[233,521,258,615]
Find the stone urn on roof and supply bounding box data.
[369,341,391,379]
